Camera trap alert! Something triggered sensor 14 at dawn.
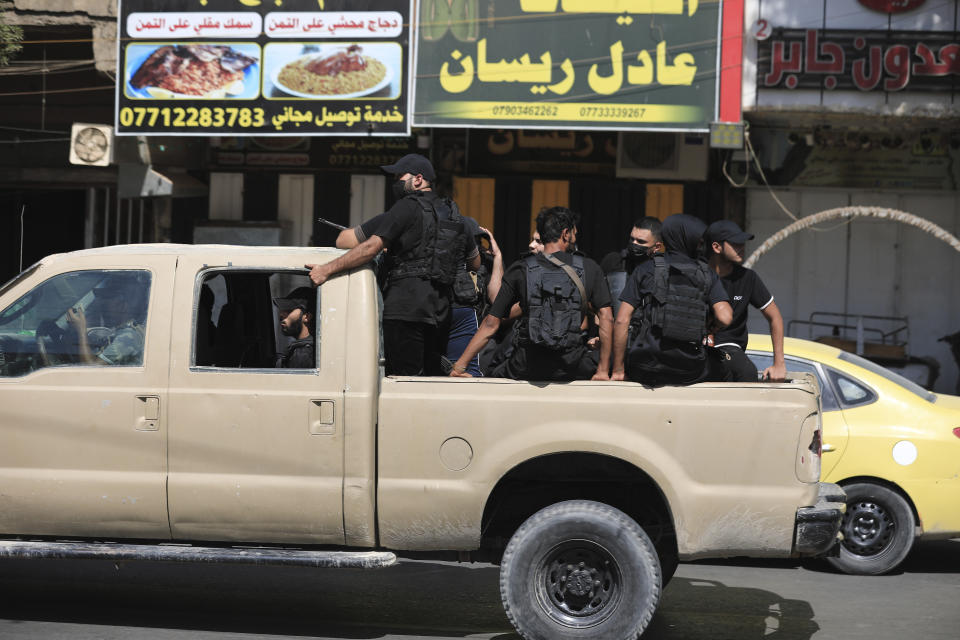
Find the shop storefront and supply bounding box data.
[741,0,960,393]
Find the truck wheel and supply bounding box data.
[499,500,660,640]
[827,482,915,575]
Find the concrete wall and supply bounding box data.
[745,187,960,394]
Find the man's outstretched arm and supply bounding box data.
[307,235,385,287]
[761,300,786,381]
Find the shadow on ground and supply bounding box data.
[0,555,828,639]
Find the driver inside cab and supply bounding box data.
[57,276,146,366]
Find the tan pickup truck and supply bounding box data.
[0,245,843,640]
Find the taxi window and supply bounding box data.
[837,351,936,403]
[747,351,840,412]
[0,270,151,377]
[827,368,878,409]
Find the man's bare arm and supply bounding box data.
[307,235,385,287]
[450,314,501,377]
[335,228,361,250]
[481,227,504,303]
[761,300,787,381]
[611,301,635,381]
[593,306,613,380]
[712,301,733,329]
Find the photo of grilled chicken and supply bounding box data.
[130,45,258,97]
[302,44,367,77]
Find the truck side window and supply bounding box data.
[193,270,318,370]
[0,270,152,377]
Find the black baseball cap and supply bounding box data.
[704,220,754,246]
[380,154,436,181]
[274,286,314,313]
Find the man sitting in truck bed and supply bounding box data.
[450,206,613,381]
[611,214,732,385]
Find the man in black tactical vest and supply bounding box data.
[449,206,614,381]
[307,154,480,375]
[445,216,489,376]
[600,216,664,316]
[611,214,732,386]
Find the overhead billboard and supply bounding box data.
[116,0,412,136]
[413,0,720,130]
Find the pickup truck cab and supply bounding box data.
[0,245,843,640]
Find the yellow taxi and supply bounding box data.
[746,335,960,575]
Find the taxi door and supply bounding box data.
[166,254,346,544]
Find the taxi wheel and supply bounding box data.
[827,482,915,575]
[499,500,661,640]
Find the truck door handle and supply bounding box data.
[309,400,335,435]
[135,395,160,431]
[822,443,836,452]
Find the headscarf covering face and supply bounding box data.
[660,214,707,260]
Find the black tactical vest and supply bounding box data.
[631,255,711,343]
[387,193,467,287]
[518,254,586,351]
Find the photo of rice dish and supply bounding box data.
[277,45,386,96]
[130,45,257,97]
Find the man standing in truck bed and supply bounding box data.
[307,154,480,375]
[450,206,613,381]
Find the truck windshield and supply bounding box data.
[837,351,936,404]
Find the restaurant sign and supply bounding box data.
[115,0,412,136]
[759,28,960,92]
[413,0,720,131]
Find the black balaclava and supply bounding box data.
[660,214,706,260]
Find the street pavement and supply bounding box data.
[0,538,958,639]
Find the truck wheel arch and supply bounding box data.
[479,452,678,580]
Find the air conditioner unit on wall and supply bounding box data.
[616,132,708,181]
[69,123,114,167]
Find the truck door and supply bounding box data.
[0,256,175,538]
[166,257,346,544]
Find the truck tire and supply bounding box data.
[827,482,916,575]
[499,500,661,640]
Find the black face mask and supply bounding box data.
[391,178,409,201]
[625,243,651,261]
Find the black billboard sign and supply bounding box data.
[413,0,720,130]
[116,0,412,136]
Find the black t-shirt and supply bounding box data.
[357,192,478,325]
[488,251,611,320]
[619,255,728,311]
[713,265,773,350]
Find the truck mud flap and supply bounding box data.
[0,540,397,569]
[794,482,846,557]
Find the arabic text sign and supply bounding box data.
[413,0,719,130]
[759,29,960,92]
[116,0,412,136]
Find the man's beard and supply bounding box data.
[281,316,303,337]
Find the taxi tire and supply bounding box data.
[828,482,915,575]
[499,500,660,640]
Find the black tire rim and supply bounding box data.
[535,539,623,628]
[841,499,895,556]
